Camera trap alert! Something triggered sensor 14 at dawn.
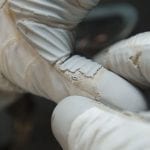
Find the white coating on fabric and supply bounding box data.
[55,57,147,111]
[57,55,102,77]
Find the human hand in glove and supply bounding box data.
[1,1,150,150]
[52,24,150,150]
[0,0,146,111]
[52,96,150,150]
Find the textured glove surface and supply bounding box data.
[8,0,100,62]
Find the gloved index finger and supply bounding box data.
[94,32,150,88]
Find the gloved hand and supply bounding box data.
[0,1,150,149]
[94,32,150,88]
[0,0,146,111]
[52,96,150,150]
[51,27,150,150]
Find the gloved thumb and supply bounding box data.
[52,96,150,150]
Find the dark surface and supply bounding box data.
[102,0,150,34]
[0,95,62,150]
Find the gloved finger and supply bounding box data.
[1,40,147,111]
[9,0,100,29]
[94,32,150,88]
[0,2,147,111]
[52,96,150,150]
[7,0,100,63]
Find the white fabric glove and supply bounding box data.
[94,32,150,88]
[52,31,150,150]
[0,0,146,111]
[52,96,150,150]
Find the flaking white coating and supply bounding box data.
[55,56,147,111]
[57,55,102,77]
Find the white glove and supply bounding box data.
[51,25,150,150]
[52,96,150,150]
[0,1,150,149]
[0,0,146,111]
[94,32,150,88]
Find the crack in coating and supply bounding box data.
[56,55,102,78]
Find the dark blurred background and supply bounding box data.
[102,0,150,34]
[1,0,150,150]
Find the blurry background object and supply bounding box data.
[75,3,138,57]
[0,94,62,150]
[1,0,150,150]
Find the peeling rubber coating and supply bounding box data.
[57,55,102,77]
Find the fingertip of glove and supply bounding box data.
[51,96,96,149]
